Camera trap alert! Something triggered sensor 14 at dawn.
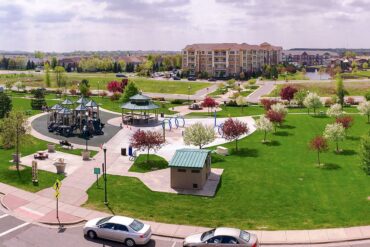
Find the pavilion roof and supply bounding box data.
[75,104,87,111]
[58,108,73,115]
[85,100,98,107]
[61,99,73,105]
[50,104,62,110]
[121,101,159,110]
[76,97,89,105]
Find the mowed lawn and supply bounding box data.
[0,72,211,94]
[268,81,370,97]
[84,114,370,230]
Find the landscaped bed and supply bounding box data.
[84,114,370,230]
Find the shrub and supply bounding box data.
[107,81,123,93]
[365,91,370,101]
[226,100,238,106]
[345,97,356,105]
[280,85,298,102]
[325,98,334,107]
[152,97,165,101]
[260,98,278,111]
[170,99,187,104]
[110,92,122,101]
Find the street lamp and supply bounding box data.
[83,125,88,151]
[102,143,108,205]
[188,86,191,104]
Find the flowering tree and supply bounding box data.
[222,118,248,151]
[260,98,278,111]
[309,135,328,166]
[254,115,273,142]
[336,116,353,133]
[293,89,308,107]
[323,123,345,153]
[130,130,165,163]
[280,85,297,102]
[266,110,284,132]
[201,97,219,113]
[303,92,323,114]
[107,81,123,93]
[357,101,370,123]
[183,122,216,149]
[236,96,247,112]
[326,103,343,118]
[271,103,288,117]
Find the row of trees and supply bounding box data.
[0,57,38,70]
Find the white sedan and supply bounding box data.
[83,216,152,246]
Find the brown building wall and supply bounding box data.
[170,167,206,190]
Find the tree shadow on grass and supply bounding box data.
[311,114,329,119]
[321,163,341,170]
[338,149,357,156]
[280,124,296,129]
[264,140,281,146]
[346,136,360,141]
[274,131,291,137]
[230,148,259,157]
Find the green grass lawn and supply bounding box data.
[342,70,370,79]
[129,154,168,173]
[268,81,370,97]
[276,72,309,81]
[0,72,211,94]
[84,114,370,230]
[0,134,97,192]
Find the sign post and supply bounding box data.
[53,179,61,228]
[94,167,101,188]
[32,161,38,183]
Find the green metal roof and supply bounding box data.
[130,94,151,101]
[169,149,211,168]
[121,102,159,110]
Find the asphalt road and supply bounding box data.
[0,209,369,247]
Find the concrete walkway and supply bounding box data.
[1,182,370,245]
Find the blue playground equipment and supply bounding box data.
[217,123,225,137]
[162,116,186,130]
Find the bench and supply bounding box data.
[34,152,49,160]
[59,140,74,150]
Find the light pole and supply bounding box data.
[103,143,108,205]
[97,81,100,99]
[83,125,88,151]
[188,86,191,104]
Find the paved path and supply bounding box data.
[246,80,277,103]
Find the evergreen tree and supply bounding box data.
[336,74,345,106]
[121,81,139,103]
[0,92,12,118]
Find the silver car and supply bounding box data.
[83,216,152,246]
[183,227,259,247]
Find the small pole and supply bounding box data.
[96,173,99,188]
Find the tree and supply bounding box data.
[54,66,66,88]
[280,86,297,102]
[5,81,14,93]
[222,118,248,151]
[254,115,273,142]
[201,97,219,113]
[79,79,90,97]
[15,81,24,92]
[336,116,353,132]
[271,103,288,117]
[357,101,370,123]
[0,111,29,176]
[336,74,345,106]
[30,88,46,110]
[360,134,370,175]
[34,51,44,59]
[236,96,247,112]
[130,130,165,163]
[0,92,12,118]
[294,89,308,107]
[107,81,123,93]
[260,98,278,111]
[326,103,343,118]
[303,92,322,114]
[44,63,51,87]
[323,123,345,153]
[226,79,235,88]
[362,62,369,69]
[266,110,284,132]
[121,81,139,103]
[183,122,216,149]
[309,136,328,166]
[51,57,58,69]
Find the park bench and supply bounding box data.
[34,151,49,160]
[59,140,74,150]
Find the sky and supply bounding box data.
[0,0,369,52]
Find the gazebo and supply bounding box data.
[121,94,159,125]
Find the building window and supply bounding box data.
[208,51,212,55]
[230,51,235,54]
[191,170,200,173]
[178,169,186,173]
[193,184,198,189]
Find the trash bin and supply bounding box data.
[160,112,164,118]
[128,146,133,156]
[121,148,126,156]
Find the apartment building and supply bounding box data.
[282,50,339,66]
[182,42,282,77]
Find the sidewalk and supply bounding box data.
[1,182,369,244]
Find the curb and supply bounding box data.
[0,192,10,211]
[38,219,87,226]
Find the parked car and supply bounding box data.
[173,76,181,80]
[188,76,197,81]
[116,73,127,78]
[183,227,259,247]
[83,216,152,246]
[208,78,217,82]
